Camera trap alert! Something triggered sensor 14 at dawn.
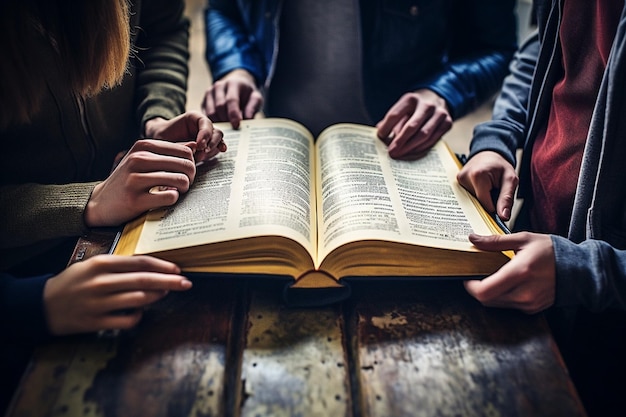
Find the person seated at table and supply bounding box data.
[0,0,227,412]
[0,0,226,278]
[456,1,626,415]
[202,0,518,159]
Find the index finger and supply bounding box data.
[226,84,244,129]
[495,173,518,221]
[463,259,519,306]
[88,255,181,274]
[99,271,192,293]
[376,100,410,140]
[195,117,219,148]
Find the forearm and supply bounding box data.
[553,236,626,311]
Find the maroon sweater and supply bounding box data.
[530,0,622,236]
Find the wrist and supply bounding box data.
[84,183,104,227]
[224,69,257,86]
[144,117,166,138]
[415,88,450,113]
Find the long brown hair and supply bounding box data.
[0,0,130,128]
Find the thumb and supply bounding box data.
[468,233,525,252]
[496,179,517,221]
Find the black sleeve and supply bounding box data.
[0,273,53,343]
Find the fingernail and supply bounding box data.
[181,279,193,289]
[502,208,510,219]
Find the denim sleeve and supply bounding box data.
[205,0,267,84]
[413,0,518,119]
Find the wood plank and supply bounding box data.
[348,280,586,417]
[7,227,240,417]
[238,285,351,417]
[8,277,238,417]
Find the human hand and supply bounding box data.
[85,139,197,227]
[376,89,453,159]
[144,112,226,164]
[43,255,192,335]
[456,151,519,221]
[202,69,263,129]
[463,232,556,314]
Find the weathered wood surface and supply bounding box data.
[6,234,586,417]
[9,277,238,417]
[239,290,350,417]
[348,281,585,417]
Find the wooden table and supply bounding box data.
[6,230,586,417]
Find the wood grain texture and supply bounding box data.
[238,288,351,417]
[8,276,239,417]
[348,281,586,417]
[6,232,586,417]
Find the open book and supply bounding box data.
[114,118,510,302]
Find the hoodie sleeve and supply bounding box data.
[552,236,626,311]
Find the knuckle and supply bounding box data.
[125,151,150,168]
[132,139,152,151]
[177,171,192,187]
[387,108,404,118]
[471,286,493,304]
[401,92,416,102]
[88,255,111,270]
[132,275,152,288]
[162,192,180,206]
[225,96,239,105]
[179,146,194,160]
[120,313,143,329]
[132,255,155,270]
[516,290,535,306]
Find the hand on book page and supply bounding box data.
[114,118,512,305]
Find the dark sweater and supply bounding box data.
[0,0,190,273]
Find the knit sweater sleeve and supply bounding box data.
[133,0,190,128]
[0,182,96,250]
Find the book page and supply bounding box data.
[315,124,495,263]
[134,119,317,256]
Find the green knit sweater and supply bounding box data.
[0,0,190,270]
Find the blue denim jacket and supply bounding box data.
[205,0,518,121]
